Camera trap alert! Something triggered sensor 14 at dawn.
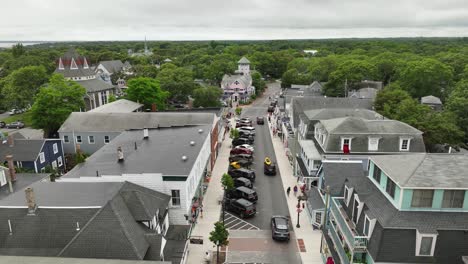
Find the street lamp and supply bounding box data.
[296,194,307,228]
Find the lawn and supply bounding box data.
[1,111,34,127]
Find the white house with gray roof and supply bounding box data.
[421,95,443,111]
[59,125,212,226]
[221,57,255,102]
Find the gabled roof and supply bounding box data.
[64,125,211,177]
[321,161,365,196]
[238,57,250,64]
[0,139,44,161]
[54,48,95,78]
[58,112,216,132]
[421,95,442,105]
[98,60,124,74]
[89,99,143,113]
[304,108,380,122]
[320,117,422,135]
[370,154,468,188]
[221,74,252,89]
[349,87,378,100]
[77,78,114,93]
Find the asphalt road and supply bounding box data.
[240,82,291,229]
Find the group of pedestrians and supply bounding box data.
[286,184,306,197]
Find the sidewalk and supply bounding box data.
[186,120,234,264]
[268,118,323,264]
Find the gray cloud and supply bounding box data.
[0,0,467,40]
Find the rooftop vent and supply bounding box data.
[76,222,80,231]
[117,146,124,162]
[198,129,203,134]
[25,187,37,215]
[143,128,149,139]
[190,141,196,146]
[182,156,188,162]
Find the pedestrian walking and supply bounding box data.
[200,205,204,218]
[286,187,291,196]
[293,185,298,196]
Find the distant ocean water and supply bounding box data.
[0,42,44,48]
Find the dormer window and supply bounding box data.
[368,137,380,151]
[411,189,434,208]
[399,137,411,151]
[341,137,352,153]
[70,58,78,70]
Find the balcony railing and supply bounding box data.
[328,223,350,264]
[330,197,368,251]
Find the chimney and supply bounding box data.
[5,155,16,182]
[143,128,149,139]
[117,146,124,162]
[25,187,37,215]
[7,135,14,147]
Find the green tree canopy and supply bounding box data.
[374,85,412,118]
[3,66,49,108]
[193,86,222,108]
[251,71,266,95]
[446,80,468,141]
[209,221,229,264]
[324,60,377,97]
[157,63,195,102]
[11,43,25,58]
[126,77,169,110]
[398,58,453,99]
[221,173,235,192]
[31,74,86,136]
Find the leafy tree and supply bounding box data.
[230,128,240,139]
[308,56,338,82]
[209,221,229,264]
[3,66,49,108]
[374,85,412,118]
[370,52,402,85]
[203,55,237,84]
[108,94,117,103]
[157,63,195,102]
[398,58,453,99]
[126,77,169,110]
[251,71,266,95]
[446,80,468,141]
[324,60,377,97]
[221,173,235,192]
[193,86,222,108]
[132,65,159,79]
[11,43,25,58]
[31,74,86,137]
[235,107,242,116]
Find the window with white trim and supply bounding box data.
[411,190,434,208]
[53,143,58,154]
[344,185,351,205]
[76,135,82,143]
[363,215,371,237]
[104,135,110,144]
[171,190,181,206]
[442,190,465,208]
[63,135,69,143]
[88,135,95,144]
[39,153,45,164]
[368,137,380,151]
[372,165,381,183]
[58,156,63,167]
[416,231,437,256]
[313,211,324,226]
[399,137,411,151]
[352,195,361,224]
[341,137,352,150]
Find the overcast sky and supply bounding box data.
[1,0,468,40]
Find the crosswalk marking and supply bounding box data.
[222,212,260,230]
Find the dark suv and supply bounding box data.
[0,121,5,128]
[226,186,258,203]
[256,116,264,125]
[239,135,254,144]
[224,198,256,218]
[233,177,253,189]
[229,154,253,163]
[271,216,290,241]
[232,137,251,147]
[264,161,277,176]
[228,168,256,182]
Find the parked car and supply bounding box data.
[238,130,255,138]
[235,144,254,152]
[239,135,254,144]
[0,121,5,128]
[236,122,251,128]
[6,121,25,129]
[233,177,253,189]
[8,109,22,115]
[230,148,253,155]
[257,116,265,125]
[229,160,251,170]
[240,117,252,123]
[238,126,255,135]
[229,154,253,163]
[232,137,251,147]
[226,187,258,203]
[271,216,290,241]
[224,198,256,218]
[228,168,256,182]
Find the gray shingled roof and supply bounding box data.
[54,48,95,78]
[321,117,422,135]
[59,112,215,132]
[292,97,374,128]
[306,187,325,210]
[321,161,365,196]
[349,88,378,100]
[221,74,252,89]
[347,173,468,232]
[304,108,380,122]
[0,182,124,207]
[238,57,250,64]
[98,60,124,74]
[0,139,44,161]
[64,125,211,177]
[370,154,468,188]
[421,95,442,105]
[89,99,143,113]
[76,78,115,93]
